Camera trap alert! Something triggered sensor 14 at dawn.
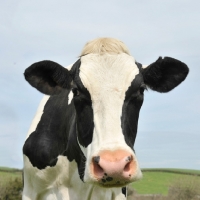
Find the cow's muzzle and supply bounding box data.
[91,150,140,187]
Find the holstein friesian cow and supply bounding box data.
[23,38,189,200]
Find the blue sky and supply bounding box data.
[0,0,199,169]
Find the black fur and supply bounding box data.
[23,60,87,180]
[74,96,94,147]
[121,74,144,148]
[122,187,127,197]
[135,61,142,71]
[23,89,71,169]
[70,59,94,148]
[64,107,86,181]
[24,60,72,95]
[142,57,189,92]
[23,55,189,183]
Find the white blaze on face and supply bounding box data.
[79,54,139,159]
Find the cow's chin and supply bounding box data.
[84,176,136,188]
[94,181,130,188]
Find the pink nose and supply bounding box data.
[91,150,136,185]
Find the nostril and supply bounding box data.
[93,156,100,164]
[124,155,133,172]
[93,156,104,177]
[92,152,136,181]
[124,161,131,172]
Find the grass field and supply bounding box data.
[0,167,200,195]
[142,168,200,176]
[131,169,200,195]
[0,167,22,185]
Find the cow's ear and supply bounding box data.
[24,60,72,95]
[142,57,189,92]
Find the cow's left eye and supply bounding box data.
[72,88,80,96]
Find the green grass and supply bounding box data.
[1,167,200,195]
[0,166,22,171]
[142,168,200,176]
[131,169,200,195]
[0,167,22,185]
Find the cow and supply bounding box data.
[22,38,189,200]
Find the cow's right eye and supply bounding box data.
[72,88,80,96]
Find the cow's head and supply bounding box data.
[24,38,189,187]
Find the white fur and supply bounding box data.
[80,37,130,56]
[23,155,126,200]
[79,53,142,183]
[23,54,144,199]
[68,91,73,105]
[142,64,148,69]
[23,67,126,199]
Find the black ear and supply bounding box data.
[142,57,189,92]
[24,60,72,95]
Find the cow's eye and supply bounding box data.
[72,88,80,96]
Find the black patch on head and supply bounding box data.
[65,109,86,181]
[23,60,87,181]
[70,59,94,148]
[74,96,94,147]
[121,74,144,147]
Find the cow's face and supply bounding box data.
[71,54,143,186]
[24,38,189,187]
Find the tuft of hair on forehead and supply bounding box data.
[80,37,130,56]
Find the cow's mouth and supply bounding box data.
[97,181,130,188]
[94,176,131,188]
